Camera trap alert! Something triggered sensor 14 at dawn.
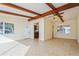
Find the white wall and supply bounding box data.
[29,6,79,41]
[29,18,45,41]
[29,15,54,41]
[44,15,54,40]
[53,6,79,40]
[0,13,53,41]
[29,6,79,42]
[54,17,77,39]
[77,11,79,43]
[0,14,30,41]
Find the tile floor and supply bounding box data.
[18,39,79,56]
[0,38,79,56]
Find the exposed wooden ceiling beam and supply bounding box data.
[45,3,64,22]
[1,3,41,16]
[55,3,79,12]
[0,10,34,18]
[29,3,79,21]
[45,3,56,9]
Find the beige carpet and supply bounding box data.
[17,39,79,56]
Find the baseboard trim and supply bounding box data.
[54,37,76,40]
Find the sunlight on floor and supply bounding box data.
[0,35,14,43]
[0,35,31,56]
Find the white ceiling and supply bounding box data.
[0,3,67,18]
[53,3,66,8]
[0,4,37,17]
[14,3,52,14]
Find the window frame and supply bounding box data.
[0,22,14,35]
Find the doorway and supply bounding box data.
[34,23,39,39]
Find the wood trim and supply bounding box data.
[29,3,79,21]
[0,10,34,18]
[45,3,64,22]
[1,3,41,16]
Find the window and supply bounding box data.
[64,26,71,34]
[5,23,14,34]
[0,22,14,34]
[0,22,3,34]
[57,25,71,34]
